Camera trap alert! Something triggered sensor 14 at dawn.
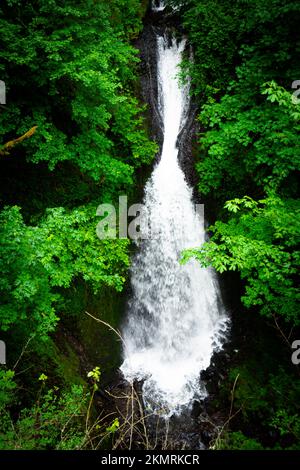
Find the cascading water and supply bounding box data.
[121,27,229,416]
[151,0,166,11]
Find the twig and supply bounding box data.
[13,335,35,370]
[0,126,38,156]
[272,314,292,348]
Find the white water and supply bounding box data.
[152,0,166,12]
[121,34,229,416]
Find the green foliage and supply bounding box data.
[1,0,298,452]
[9,385,87,450]
[38,205,130,292]
[0,367,122,449]
[0,370,16,410]
[197,80,300,199]
[106,418,120,434]
[267,371,300,446]
[216,431,264,450]
[38,373,48,382]
[0,372,88,450]
[227,365,269,419]
[179,0,300,325]
[175,0,300,98]
[182,196,300,324]
[0,205,129,340]
[271,410,300,445]
[171,0,246,93]
[87,366,101,391]
[0,206,58,338]
[218,365,300,449]
[0,0,154,348]
[0,0,157,196]
[87,367,101,382]
[172,0,300,200]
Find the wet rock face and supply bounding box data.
[177,103,199,191]
[136,22,164,153]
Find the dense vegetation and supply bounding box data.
[175,0,300,450]
[0,0,155,449]
[0,0,299,451]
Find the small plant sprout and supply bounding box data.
[87,367,101,391]
[38,373,48,382]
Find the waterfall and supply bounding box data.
[120,32,229,416]
[151,0,166,11]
